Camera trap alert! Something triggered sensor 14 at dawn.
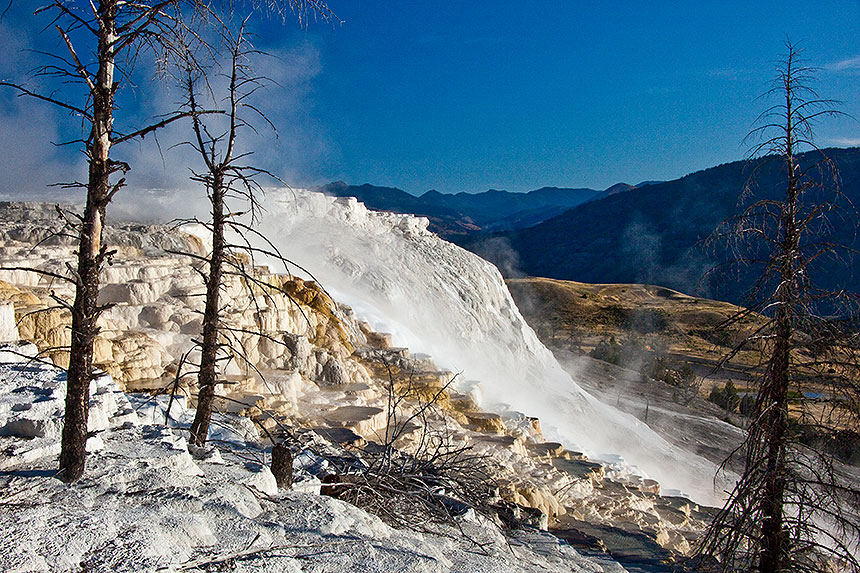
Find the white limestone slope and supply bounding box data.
[254,189,730,505]
[0,346,622,573]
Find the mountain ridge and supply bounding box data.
[459,147,860,305]
[320,147,860,306]
[318,181,616,237]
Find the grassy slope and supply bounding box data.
[506,277,763,370]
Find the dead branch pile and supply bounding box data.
[317,358,502,532]
[321,437,498,532]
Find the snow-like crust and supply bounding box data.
[0,344,138,467]
[0,348,623,573]
[255,189,729,505]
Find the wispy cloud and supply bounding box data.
[0,97,87,199]
[0,21,88,199]
[825,137,860,147]
[1,13,329,200]
[120,40,329,193]
[825,55,860,72]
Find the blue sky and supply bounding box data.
[2,1,860,196]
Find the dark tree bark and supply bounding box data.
[271,443,293,489]
[757,111,802,572]
[181,30,242,447]
[59,0,118,482]
[178,18,332,447]
[4,0,205,481]
[189,176,225,446]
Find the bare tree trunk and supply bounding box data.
[59,1,116,482]
[271,443,293,489]
[760,315,790,572]
[189,175,225,446]
[759,133,798,573]
[697,41,860,572]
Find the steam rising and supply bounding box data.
[251,189,731,506]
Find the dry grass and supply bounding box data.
[507,277,763,367]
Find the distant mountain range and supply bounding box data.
[459,147,860,304]
[320,147,860,305]
[318,181,642,238]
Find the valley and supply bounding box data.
[506,277,860,493]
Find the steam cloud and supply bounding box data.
[0,17,328,200]
[244,189,733,506]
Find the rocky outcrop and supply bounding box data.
[0,303,17,342]
[0,214,361,392]
[1,346,625,573]
[318,353,349,386]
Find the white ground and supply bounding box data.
[0,345,625,573]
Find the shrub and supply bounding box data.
[739,393,757,417]
[709,381,740,412]
[625,308,669,334]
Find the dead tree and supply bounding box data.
[698,42,860,572]
[171,23,334,448]
[180,25,275,447]
[0,0,217,482]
